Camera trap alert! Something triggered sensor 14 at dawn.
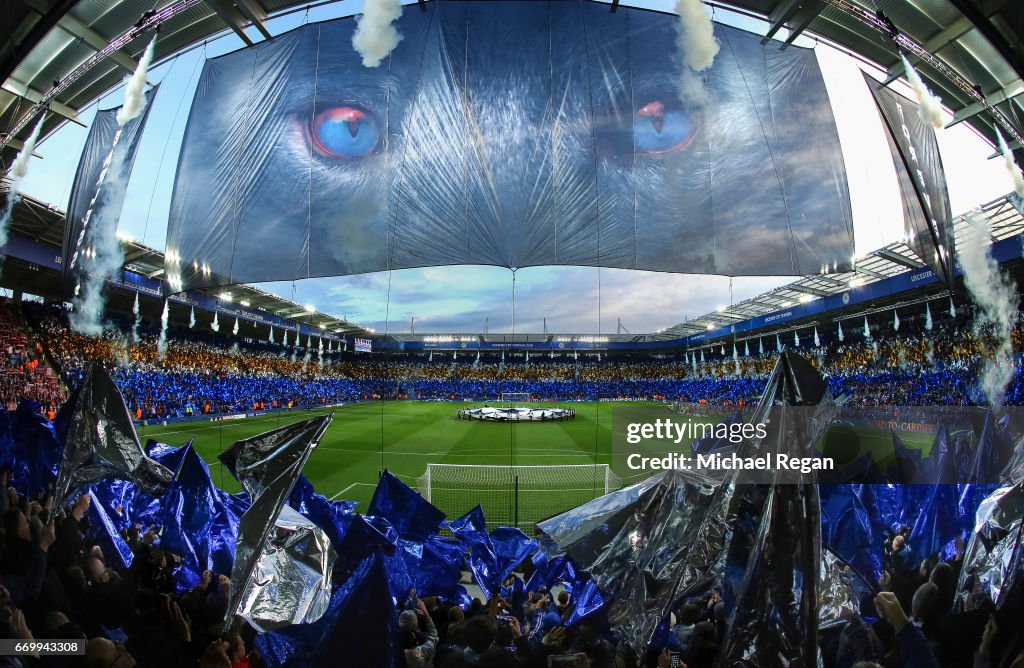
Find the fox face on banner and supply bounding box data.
[166,0,853,293]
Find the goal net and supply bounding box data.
[499,392,531,406]
[417,464,622,531]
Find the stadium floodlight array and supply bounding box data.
[417,464,622,531]
[499,392,531,406]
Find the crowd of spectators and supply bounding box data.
[0,302,64,416]
[14,299,1024,421]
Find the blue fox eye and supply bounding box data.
[310,106,380,158]
[634,101,694,155]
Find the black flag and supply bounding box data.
[62,85,159,285]
[866,74,955,287]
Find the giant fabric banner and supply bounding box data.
[866,75,955,287]
[165,0,853,292]
[63,87,158,283]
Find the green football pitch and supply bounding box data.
[133,401,937,529]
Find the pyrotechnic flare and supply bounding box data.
[838,321,844,342]
[232,317,239,336]
[211,312,220,332]
[794,330,800,346]
[925,302,933,330]
[894,310,900,331]
[863,317,871,339]
[189,306,196,329]
[813,327,820,347]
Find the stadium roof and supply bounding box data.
[0,178,372,336]
[656,192,1024,341]
[1,0,1022,167]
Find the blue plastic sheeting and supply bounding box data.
[0,401,61,497]
[449,505,537,595]
[86,490,135,570]
[255,554,399,668]
[367,470,445,542]
[166,0,853,293]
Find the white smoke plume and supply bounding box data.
[676,0,718,70]
[131,293,141,343]
[232,317,239,336]
[0,115,46,256]
[814,327,820,347]
[838,321,844,342]
[157,299,170,359]
[269,326,275,345]
[949,298,956,318]
[900,54,944,130]
[283,330,289,347]
[959,211,1018,406]
[758,338,763,355]
[70,42,155,336]
[117,37,156,126]
[863,317,871,339]
[893,310,900,331]
[794,330,800,347]
[719,344,725,355]
[68,162,130,336]
[775,334,781,353]
[675,0,718,106]
[1,115,46,271]
[995,128,1024,197]
[352,0,403,68]
[691,354,697,375]
[211,312,219,333]
[189,306,196,329]
[925,302,933,330]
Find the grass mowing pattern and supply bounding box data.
[135,401,937,527]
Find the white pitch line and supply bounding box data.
[330,481,373,500]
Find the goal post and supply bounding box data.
[499,392,531,406]
[416,464,622,531]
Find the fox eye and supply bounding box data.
[309,105,380,159]
[634,101,694,155]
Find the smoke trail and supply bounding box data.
[157,299,170,359]
[211,312,219,333]
[691,353,697,375]
[775,334,781,352]
[189,306,196,329]
[117,38,156,126]
[269,326,275,345]
[813,327,820,347]
[995,128,1024,197]
[719,344,725,355]
[318,337,324,364]
[794,330,800,346]
[925,302,933,330]
[232,317,239,336]
[959,211,1018,406]
[744,341,749,356]
[674,0,718,106]
[131,293,141,343]
[949,298,955,318]
[352,0,403,68]
[302,349,311,372]
[863,317,871,339]
[838,321,844,342]
[283,330,289,347]
[893,310,900,331]
[70,39,156,336]
[758,338,763,355]
[0,116,45,256]
[675,0,718,70]
[900,55,944,130]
